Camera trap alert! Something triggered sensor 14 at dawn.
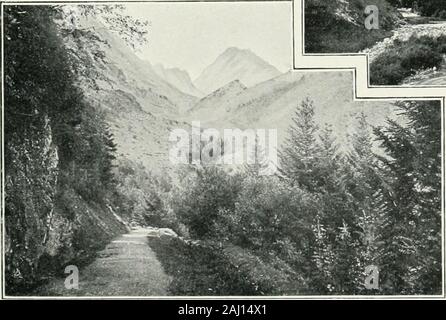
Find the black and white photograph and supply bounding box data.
[0,0,444,302]
[305,0,446,86]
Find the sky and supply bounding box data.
[124,2,293,79]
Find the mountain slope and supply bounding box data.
[187,71,401,154]
[153,63,203,97]
[305,0,402,53]
[188,80,247,121]
[64,16,195,171]
[194,47,281,95]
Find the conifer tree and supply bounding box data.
[374,101,442,294]
[279,98,321,191]
[345,113,387,294]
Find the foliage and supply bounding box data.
[171,166,243,239]
[370,35,446,85]
[4,5,130,294]
[165,98,442,296]
[374,101,442,294]
[305,0,400,53]
[417,0,446,18]
[150,235,301,296]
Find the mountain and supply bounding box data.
[153,63,203,97]
[188,80,247,121]
[66,18,400,170]
[186,71,401,154]
[65,16,196,171]
[194,47,282,95]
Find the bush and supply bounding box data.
[419,0,446,17]
[217,176,317,261]
[437,10,446,20]
[111,158,185,232]
[370,35,445,85]
[171,166,242,239]
[305,0,400,53]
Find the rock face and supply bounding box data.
[194,47,281,95]
[5,116,60,292]
[4,115,128,294]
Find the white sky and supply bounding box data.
[124,2,293,79]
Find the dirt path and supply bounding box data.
[36,227,174,296]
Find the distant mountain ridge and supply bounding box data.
[188,80,247,121]
[66,16,196,171]
[67,18,401,170]
[153,63,203,97]
[194,47,282,94]
[186,70,401,155]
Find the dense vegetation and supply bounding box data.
[388,0,446,18]
[370,35,446,85]
[3,4,442,296]
[305,0,401,53]
[151,99,442,295]
[3,5,144,294]
[305,0,446,85]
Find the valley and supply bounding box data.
[71,16,402,172]
[5,4,441,297]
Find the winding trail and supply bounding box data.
[36,227,174,296]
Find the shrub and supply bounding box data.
[438,10,446,20]
[370,35,445,85]
[171,166,242,239]
[217,176,317,259]
[305,0,400,53]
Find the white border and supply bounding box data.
[0,0,445,300]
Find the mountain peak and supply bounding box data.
[194,47,281,95]
[222,46,252,55]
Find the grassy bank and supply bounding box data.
[149,236,301,296]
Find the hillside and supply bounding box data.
[186,71,400,154]
[64,16,197,171]
[6,4,441,298]
[153,63,203,97]
[194,47,281,94]
[188,80,247,121]
[305,0,402,53]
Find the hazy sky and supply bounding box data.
[124,2,293,79]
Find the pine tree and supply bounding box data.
[279,98,321,191]
[374,101,442,294]
[101,124,118,186]
[244,133,271,177]
[344,113,388,294]
[316,124,353,229]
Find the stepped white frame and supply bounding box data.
[1,0,444,300]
